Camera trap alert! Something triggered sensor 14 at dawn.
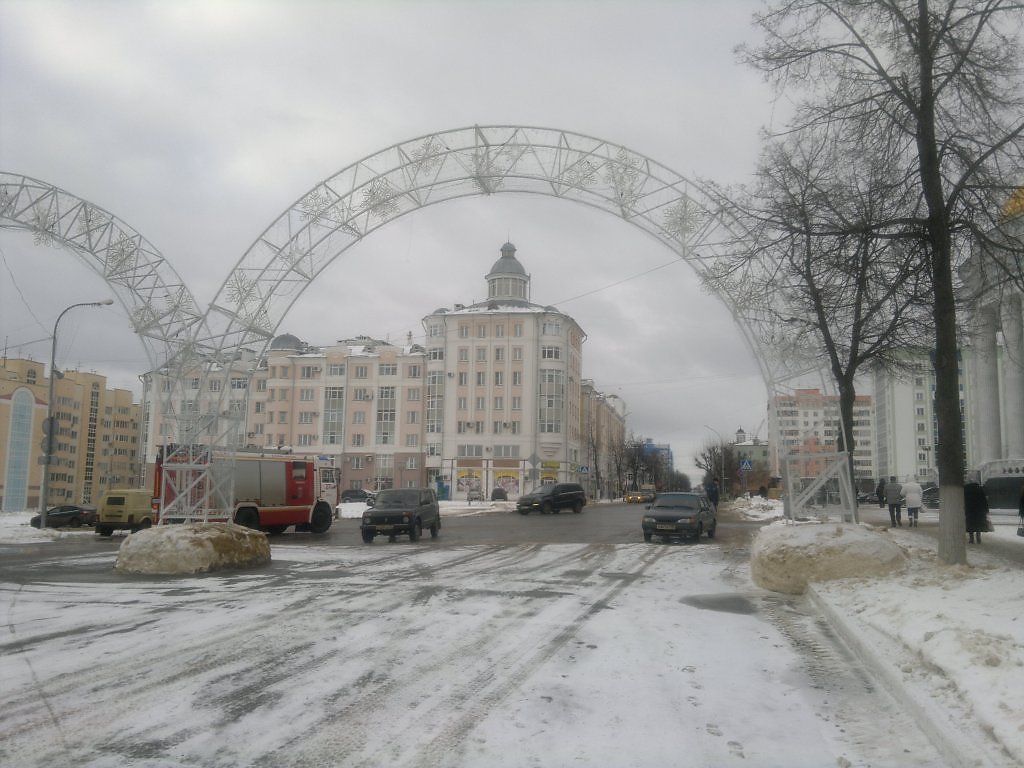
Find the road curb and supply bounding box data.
[806,584,998,768]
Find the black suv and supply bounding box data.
[360,488,440,543]
[517,483,586,515]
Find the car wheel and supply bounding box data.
[69,517,82,528]
[572,502,582,514]
[309,502,332,534]
[361,530,374,544]
[693,525,703,542]
[643,532,652,543]
[409,520,421,542]
[707,522,716,539]
[97,525,113,537]
[541,502,553,515]
[267,525,289,535]
[388,535,397,543]
[430,520,440,538]
[236,508,260,530]
[519,509,530,515]
[131,518,152,533]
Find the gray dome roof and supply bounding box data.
[269,333,304,351]
[488,241,527,277]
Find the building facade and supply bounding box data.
[0,358,141,511]
[140,243,623,501]
[767,388,876,489]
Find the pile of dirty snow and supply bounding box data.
[751,521,906,594]
[115,522,270,575]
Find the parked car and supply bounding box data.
[490,487,508,501]
[516,483,586,515]
[360,488,440,543]
[922,485,940,509]
[30,504,97,529]
[340,488,375,503]
[467,489,485,502]
[641,492,716,543]
[95,489,158,536]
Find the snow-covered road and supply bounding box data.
[2,539,942,767]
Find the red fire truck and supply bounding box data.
[154,446,338,534]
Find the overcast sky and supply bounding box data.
[0,0,778,480]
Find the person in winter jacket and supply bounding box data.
[964,480,990,544]
[884,476,903,527]
[902,479,923,527]
[875,478,886,509]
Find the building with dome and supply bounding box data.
[420,242,587,497]
[137,243,622,500]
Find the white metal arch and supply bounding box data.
[0,172,205,380]
[203,125,810,389]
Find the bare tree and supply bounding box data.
[710,127,934,495]
[740,0,1024,564]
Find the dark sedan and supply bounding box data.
[641,492,716,543]
[30,504,97,529]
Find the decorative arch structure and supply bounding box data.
[202,125,806,388]
[2,127,823,520]
[0,172,204,375]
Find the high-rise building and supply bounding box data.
[0,358,141,511]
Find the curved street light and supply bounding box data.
[40,299,114,529]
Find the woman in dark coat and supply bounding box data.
[964,481,990,544]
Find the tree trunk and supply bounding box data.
[916,0,966,564]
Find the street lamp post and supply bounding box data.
[40,299,114,528]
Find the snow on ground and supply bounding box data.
[2,498,1023,765]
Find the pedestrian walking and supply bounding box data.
[875,478,886,509]
[902,479,923,527]
[706,477,720,511]
[964,479,990,544]
[884,476,903,527]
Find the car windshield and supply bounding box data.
[375,490,419,506]
[652,496,698,510]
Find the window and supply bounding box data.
[458,397,468,410]
[255,402,264,414]
[494,347,505,361]
[476,347,487,362]
[458,347,469,362]
[541,346,561,360]
[407,365,421,378]
[459,325,470,338]
[299,412,315,424]
[513,323,523,337]
[494,445,519,458]
[407,387,421,401]
[379,363,397,376]
[231,377,248,390]
[458,372,468,386]
[512,371,522,386]
[512,396,522,410]
[354,388,372,401]
[301,366,319,379]
[352,433,365,447]
[494,396,504,410]
[475,397,486,410]
[209,379,223,392]
[328,363,345,376]
[458,444,484,457]
[406,434,419,447]
[351,456,365,469]
[355,365,368,379]
[428,347,444,360]
[405,457,418,470]
[476,372,486,386]
[256,379,267,392]
[353,411,366,424]
[495,325,504,338]
[407,411,419,424]
[512,347,523,361]
[278,412,287,423]
[300,388,315,401]
[542,321,561,335]
[477,325,486,338]
[297,434,315,446]
[494,371,504,386]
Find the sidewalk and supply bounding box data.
[806,507,1024,767]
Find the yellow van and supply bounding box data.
[96,489,158,536]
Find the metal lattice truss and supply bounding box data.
[0,172,205,378]
[203,125,810,389]
[1,126,832,519]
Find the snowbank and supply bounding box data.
[751,522,907,594]
[115,522,271,575]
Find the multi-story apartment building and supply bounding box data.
[0,358,141,511]
[767,388,876,488]
[421,242,587,498]
[140,242,621,501]
[581,380,627,500]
